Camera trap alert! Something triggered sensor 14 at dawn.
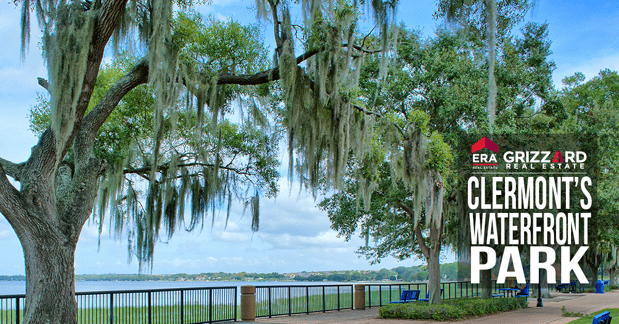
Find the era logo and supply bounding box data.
[472,137,499,166]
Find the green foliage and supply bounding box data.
[427,132,453,175]
[435,0,533,39]
[1,304,236,324]
[321,27,492,266]
[290,262,463,282]
[320,166,423,264]
[567,309,619,324]
[561,306,587,317]
[558,69,619,280]
[379,297,528,321]
[28,18,280,271]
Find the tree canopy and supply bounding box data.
[0,0,400,322]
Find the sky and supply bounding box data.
[0,0,618,276]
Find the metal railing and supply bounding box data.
[0,280,552,322]
[255,284,353,318]
[0,286,237,324]
[365,280,512,307]
[365,283,427,308]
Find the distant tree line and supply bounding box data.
[294,262,463,282]
[0,263,467,282]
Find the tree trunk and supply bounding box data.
[480,252,493,298]
[539,248,552,298]
[610,268,616,286]
[428,249,441,304]
[587,260,599,286]
[21,227,79,324]
[541,280,551,298]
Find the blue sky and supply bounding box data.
[0,0,618,276]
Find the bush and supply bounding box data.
[581,285,613,293]
[379,297,528,321]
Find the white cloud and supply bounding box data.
[554,54,619,87]
[259,231,344,250]
[212,231,252,243]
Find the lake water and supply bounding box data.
[0,280,349,296]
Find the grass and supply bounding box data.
[0,304,237,324]
[566,308,619,323]
[255,290,353,316]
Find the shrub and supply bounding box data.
[582,285,613,293]
[561,306,586,317]
[379,297,528,321]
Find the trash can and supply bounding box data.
[595,280,604,294]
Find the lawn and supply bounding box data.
[567,308,618,323]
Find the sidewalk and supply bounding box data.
[246,291,619,324]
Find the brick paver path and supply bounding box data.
[245,291,619,324]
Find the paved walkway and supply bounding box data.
[244,291,619,324]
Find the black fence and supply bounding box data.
[255,284,353,318]
[365,280,512,307]
[0,286,237,324]
[0,280,553,322]
[365,283,426,308]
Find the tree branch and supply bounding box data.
[37,77,49,92]
[124,162,253,177]
[216,48,321,85]
[0,163,27,233]
[64,0,129,157]
[268,0,283,54]
[77,57,149,145]
[414,221,431,260]
[398,201,431,259]
[215,41,378,86]
[93,0,129,51]
[23,0,130,187]
[347,44,382,54]
[0,157,25,182]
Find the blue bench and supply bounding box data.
[419,289,444,302]
[591,311,612,324]
[557,282,578,293]
[516,283,529,297]
[390,290,420,304]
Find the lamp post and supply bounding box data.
[537,268,543,307]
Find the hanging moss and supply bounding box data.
[21,0,397,272]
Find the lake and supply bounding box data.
[0,280,350,296]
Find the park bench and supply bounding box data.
[390,290,420,304]
[516,283,529,297]
[557,282,579,293]
[591,311,612,324]
[419,289,444,302]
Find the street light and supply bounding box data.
[537,268,543,307]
